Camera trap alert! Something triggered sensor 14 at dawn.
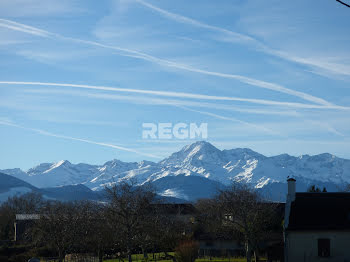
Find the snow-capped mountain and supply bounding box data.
[2,160,99,188]
[2,141,350,201]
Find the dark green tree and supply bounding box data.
[307,185,322,192]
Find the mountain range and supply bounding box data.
[1,141,349,202]
[0,172,102,203]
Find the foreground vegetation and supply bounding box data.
[103,251,268,262]
[104,258,265,262]
[0,182,281,262]
[104,256,267,262]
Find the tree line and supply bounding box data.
[0,182,282,262]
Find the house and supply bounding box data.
[284,178,350,262]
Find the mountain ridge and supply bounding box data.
[0,172,102,203]
[1,141,350,201]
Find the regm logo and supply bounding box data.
[142,123,208,140]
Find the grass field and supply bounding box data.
[104,252,173,262]
[104,259,263,262]
[103,253,266,262]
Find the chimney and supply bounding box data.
[284,177,296,232]
[287,177,296,202]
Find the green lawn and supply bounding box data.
[104,260,171,262]
[196,258,266,262]
[104,253,266,262]
[105,258,265,262]
[196,259,246,262]
[104,252,174,262]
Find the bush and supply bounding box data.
[175,240,199,262]
[0,256,8,262]
[8,253,31,262]
[0,244,39,262]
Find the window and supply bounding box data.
[318,238,330,257]
[224,214,233,221]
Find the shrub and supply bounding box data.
[175,240,199,262]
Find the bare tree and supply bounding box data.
[33,201,91,262]
[148,204,187,260]
[195,198,222,234]
[4,192,44,214]
[0,192,44,241]
[0,203,14,241]
[85,204,115,262]
[105,181,156,262]
[215,184,279,262]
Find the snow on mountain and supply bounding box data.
[16,160,99,188]
[1,141,350,201]
[86,159,158,190]
[152,174,225,201]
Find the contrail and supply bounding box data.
[175,105,282,136]
[24,88,300,116]
[136,1,350,77]
[0,120,161,159]
[1,81,348,110]
[0,18,333,106]
[0,19,53,37]
[17,88,346,138]
[135,0,259,45]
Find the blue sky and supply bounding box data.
[1,0,350,169]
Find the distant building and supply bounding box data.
[197,231,246,257]
[197,203,285,259]
[284,178,350,262]
[14,214,40,242]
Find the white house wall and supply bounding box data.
[286,231,350,262]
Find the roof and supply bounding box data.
[287,193,350,231]
[151,203,196,215]
[16,214,40,220]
